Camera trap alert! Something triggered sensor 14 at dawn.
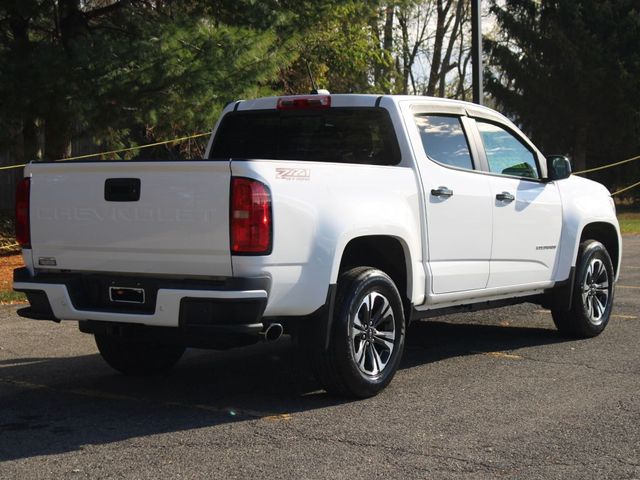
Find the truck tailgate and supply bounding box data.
[27,161,232,277]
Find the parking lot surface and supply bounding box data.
[1,237,639,479]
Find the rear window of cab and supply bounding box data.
[210,108,401,166]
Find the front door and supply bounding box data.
[473,120,563,289]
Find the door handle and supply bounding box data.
[431,186,453,198]
[496,191,515,202]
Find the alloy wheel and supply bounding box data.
[581,257,610,326]
[350,291,396,376]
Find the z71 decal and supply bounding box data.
[276,168,311,181]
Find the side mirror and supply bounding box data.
[546,155,572,181]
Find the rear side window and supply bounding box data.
[414,115,474,170]
[210,108,401,165]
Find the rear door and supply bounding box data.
[29,161,233,277]
[410,110,493,295]
[471,119,562,288]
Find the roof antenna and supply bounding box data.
[305,60,330,95]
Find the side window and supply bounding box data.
[414,115,474,170]
[476,121,540,179]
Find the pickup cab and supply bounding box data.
[13,94,622,397]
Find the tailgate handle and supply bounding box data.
[105,178,141,202]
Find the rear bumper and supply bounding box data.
[13,268,269,330]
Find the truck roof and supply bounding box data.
[229,93,512,126]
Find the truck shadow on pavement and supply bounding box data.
[0,319,568,462]
[403,319,567,365]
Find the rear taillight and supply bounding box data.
[230,177,272,255]
[15,177,30,248]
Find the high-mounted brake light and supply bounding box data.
[15,177,31,248]
[277,95,331,110]
[230,177,272,255]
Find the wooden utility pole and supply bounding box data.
[471,0,483,105]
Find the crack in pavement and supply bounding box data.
[510,353,639,376]
[609,456,640,468]
[284,427,500,471]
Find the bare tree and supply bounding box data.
[396,2,434,94]
[381,0,472,98]
[437,0,465,97]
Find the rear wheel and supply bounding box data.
[309,267,406,398]
[95,334,185,375]
[552,240,614,338]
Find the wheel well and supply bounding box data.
[339,236,410,307]
[580,222,620,274]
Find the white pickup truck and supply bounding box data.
[13,94,621,397]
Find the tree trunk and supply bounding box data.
[370,8,382,89]
[44,114,72,160]
[426,0,451,96]
[22,119,40,162]
[573,123,588,174]
[59,0,87,49]
[438,0,465,97]
[397,5,430,95]
[42,0,86,159]
[381,4,395,93]
[8,8,42,163]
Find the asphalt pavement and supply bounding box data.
[1,237,639,479]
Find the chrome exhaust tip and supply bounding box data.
[260,323,283,342]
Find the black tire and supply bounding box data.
[95,334,185,375]
[552,240,615,338]
[309,267,406,398]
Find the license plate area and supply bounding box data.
[109,286,145,304]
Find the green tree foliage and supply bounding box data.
[0,0,475,163]
[0,0,395,161]
[0,1,298,160]
[485,0,640,189]
[281,2,394,94]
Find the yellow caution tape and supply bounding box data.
[0,163,25,171]
[611,180,640,196]
[0,131,211,171]
[573,154,640,175]
[0,131,638,196]
[55,132,211,162]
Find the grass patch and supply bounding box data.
[0,215,18,252]
[618,212,640,235]
[0,290,26,305]
[0,253,23,303]
[0,214,14,239]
